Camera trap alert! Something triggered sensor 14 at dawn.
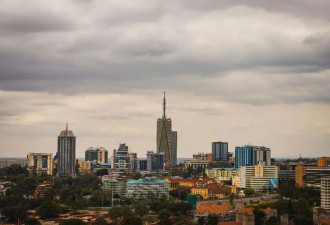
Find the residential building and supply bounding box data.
[321,177,330,213]
[240,164,278,191]
[191,184,233,200]
[112,143,131,172]
[157,92,172,165]
[195,205,235,222]
[206,168,240,181]
[57,124,76,177]
[76,160,91,173]
[232,176,241,187]
[212,141,229,161]
[295,165,330,188]
[27,153,53,175]
[85,147,108,163]
[126,177,169,199]
[318,157,330,167]
[147,151,164,171]
[262,208,278,220]
[235,145,271,168]
[171,131,177,165]
[33,183,54,199]
[184,159,209,169]
[0,159,27,168]
[165,178,215,190]
[236,208,255,225]
[102,176,127,198]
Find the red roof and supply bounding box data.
[196,205,232,214]
[167,178,214,183]
[219,222,242,225]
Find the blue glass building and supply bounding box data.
[235,146,256,168]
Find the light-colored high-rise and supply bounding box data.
[321,177,330,213]
[171,131,177,165]
[157,92,172,165]
[27,153,53,175]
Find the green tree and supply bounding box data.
[197,217,206,225]
[254,209,266,225]
[293,214,313,225]
[135,201,148,217]
[60,219,86,225]
[108,206,126,222]
[37,201,62,219]
[173,215,192,225]
[206,214,219,225]
[24,218,41,225]
[265,216,280,225]
[123,215,143,225]
[93,217,108,225]
[158,209,172,225]
[2,206,27,222]
[244,188,255,197]
[96,168,108,176]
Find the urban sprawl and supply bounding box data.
[0,93,329,225]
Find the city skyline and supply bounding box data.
[1,1,330,158]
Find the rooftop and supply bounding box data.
[196,205,232,214]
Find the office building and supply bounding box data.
[0,159,27,169]
[57,124,76,177]
[126,177,169,199]
[295,165,330,188]
[212,141,229,161]
[165,178,215,190]
[157,92,172,165]
[240,164,278,191]
[171,131,177,165]
[193,153,212,162]
[136,159,148,171]
[102,176,127,198]
[255,147,271,166]
[147,151,164,171]
[112,143,131,172]
[85,147,108,163]
[184,159,209,169]
[321,177,330,213]
[206,168,240,181]
[191,184,233,200]
[235,145,271,168]
[27,153,53,175]
[318,157,330,167]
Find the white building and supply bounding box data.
[240,164,278,191]
[321,177,330,213]
[0,159,27,168]
[27,153,53,175]
[126,177,169,199]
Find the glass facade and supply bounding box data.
[212,142,228,161]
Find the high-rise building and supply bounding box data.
[147,151,164,171]
[321,177,330,213]
[57,124,76,177]
[255,147,271,166]
[112,143,131,172]
[171,131,177,165]
[157,92,172,165]
[85,147,108,163]
[27,153,53,175]
[240,164,278,191]
[212,141,229,161]
[235,145,271,168]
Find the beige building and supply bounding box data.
[27,153,53,175]
[76,160,92,173]
[240,164,278,191]
[184,159,209,169]
[0,159,27,168]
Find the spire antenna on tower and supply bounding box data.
[66,122,68,131]
[163,91,166,119]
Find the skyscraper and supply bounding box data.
[112,143,131,172]
[157,92,172,165]
[235,145,271,168]
[57,124,76,177]
[171,131,177,165]
[255,146,271,166]
[85,147,108,163]
[147,151,164,171]
[212,141,229,161]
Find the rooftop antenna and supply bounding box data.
[163,91,166,119]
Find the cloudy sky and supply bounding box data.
[1,0,330,158]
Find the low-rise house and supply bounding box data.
[195,204,235,221]
[262,207,277,220]
[236,208,255,225]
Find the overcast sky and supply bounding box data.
[1,0,330,158]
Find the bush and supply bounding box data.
[60,219,86,225]
[24,218,41,225]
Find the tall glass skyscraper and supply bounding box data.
[212,141,229,161]
[147,151,164,171]
[57,124,76,177]
[235,145,271,168]
[171,131,177,165]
